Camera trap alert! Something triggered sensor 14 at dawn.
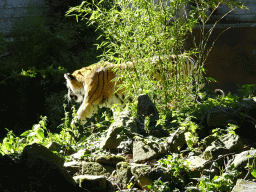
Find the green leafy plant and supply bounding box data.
[157,154,189,190]
[126,182,133,189]
[67,0,203,114]
[238,84,256,98]
[0,129,20,154]
[251,169,256,178]
[144,116,151,134]
[179,116,200,148]
[0,116,49,154]
[67,0,245,119]
[211,127,226,137]
[226,123,238,135]
[147,179,171,192]
[245,154,256,180]
[197,164,238,192]
[21,116,48,143]
[57,105,80,145]
[56,103,113,147]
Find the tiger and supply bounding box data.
[64,55,196,125]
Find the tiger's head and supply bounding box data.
[64,73,84,103]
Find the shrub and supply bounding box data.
[67,0,244,114]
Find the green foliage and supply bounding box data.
[246,154,256,179]
[21,116,48,143]
[144,116,151,134]
[0,129,20,154]
[211,123,238,137]
[126,182,133,189]
[189,91,240,123]
[0,0,104,133]
[56,104,113,148]
[251,169,256,178]
[57,105,81,145]
[67,0,245,115]
[0,110,81,155]
[178,116,200,148]
[157,154,189,190]
[4,0,101,73]
[147,179,171,192]
[197,164,238,192]
[0,116,48,154]
[0,1,248,191]
[19,65,66,82]
[67,0,204,114]
[238,84,256,98]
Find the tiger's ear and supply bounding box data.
[64,73,75,81]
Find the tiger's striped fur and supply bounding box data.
[64,55,196,125]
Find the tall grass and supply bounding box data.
[67,0,244,114]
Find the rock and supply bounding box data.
[236,98,256,138]
[200,135,218,151]
[74,175,107,192]
[165,127,186,153]
[232,179,256,192]
[203,134,243,160]
[133,137,165,163]
[47,141,61,152]
[19,143,86,191]
[240,98,256,112]
[116,162,133,189]
[149,124,170,137]
[207,106,241,127]
[130,163,152,190]
[71,149,87,160]
[0,155,22,191]
[233,149,256,168]
[21,156,85,192]
[137,94,161,136]
[81,162,115,177]
[147,168,171,183]
[64,160,82,176]
[233,149,256,179]
[100,110,137,150]
[117,137,133,153]
[185,156,218,178]
[96,155,126,166]
[130,163,171,191]
[137,94,159,123]
[63,146,76,156]
[214,89,225,97]
[20,143,65,168]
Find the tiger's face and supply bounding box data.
[64,73,84,103]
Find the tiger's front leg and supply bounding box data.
[71,99,96,126]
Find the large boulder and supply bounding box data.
[133,138,166,163]
[203,134,243,161]
[100,110,137,150]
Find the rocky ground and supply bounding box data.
[1,94,256,191]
